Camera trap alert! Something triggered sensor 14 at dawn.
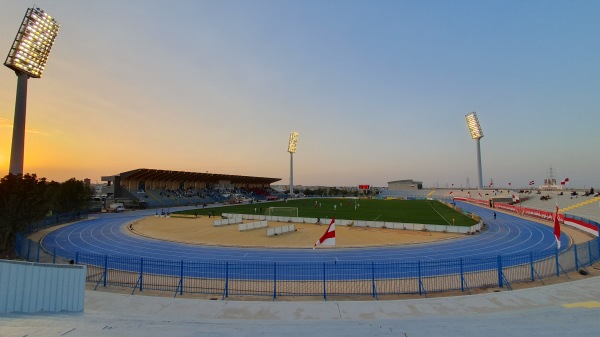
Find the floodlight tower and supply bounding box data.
[4,7,60,175]
[465,112,484,190]
[287,132,299,195]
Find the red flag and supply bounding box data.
[565,178,569,182]
[553,204,561,249]
[508,182,512,186]
[314,218,335,248]
[449,191,453,194]
[560,181,565,185]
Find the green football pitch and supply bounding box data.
[178,198,477,227]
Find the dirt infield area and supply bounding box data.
[129,215,463,248]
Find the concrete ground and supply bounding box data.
[1,275,599,337]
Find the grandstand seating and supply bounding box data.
[378,189,432,199]
[120,186,283,208]
[378,189,599,223]
[122,187,217,207]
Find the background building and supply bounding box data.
[387,179,423,190]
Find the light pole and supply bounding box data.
[287,131,299,195]
[4,7,60,175]
[465,112,484,190]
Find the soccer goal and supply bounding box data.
[267,207,298,217]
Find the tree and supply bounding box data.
[0,174,92,257]
[302,188,314,196]
[50,178,92,213]
[0,174,51,256]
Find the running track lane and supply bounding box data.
[42,201,567,264]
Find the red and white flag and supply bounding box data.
[529,180,535,186]
[512,194,520,203]
[314,218,335,248]
[553,204,561,249]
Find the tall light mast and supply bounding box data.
[4,7,60,175]
[465,112,484,190]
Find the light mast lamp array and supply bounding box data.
[4,7,60,175]
[287,132,299,195]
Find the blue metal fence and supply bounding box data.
[13,213,600,300]
[13,210,88,262]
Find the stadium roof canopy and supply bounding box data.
[115,168,281,185]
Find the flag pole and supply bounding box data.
[553,202,561,249]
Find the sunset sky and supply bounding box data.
[1,0,599,188]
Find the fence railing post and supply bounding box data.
[179,260,184,295]
[104,255,108,287]
[371,262,376,298]
[225,262,229,298]
[53,247,56,264]
[26,239,31,261]
[273,262,277,300]
[418,261,422,295]
[497,255,503,288]
[140,258,144,292]
[36,242,40,262]
[323,262,327,301]
[75,251,79,264]
[529,251,534,282]
[459,258,464,292]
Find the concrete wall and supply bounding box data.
[0,259,86,314]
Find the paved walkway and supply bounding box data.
[1,276,599,337]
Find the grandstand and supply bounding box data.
[378,188,600,223]
[101,168,283,208]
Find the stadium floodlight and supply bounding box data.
[465,112,483,140]
[4,7,60,175]
[465,112,484,190]
[288,131,299,153]
[287,132,299,195]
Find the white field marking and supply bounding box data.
[373,214,382,221]
[428,201,452,226]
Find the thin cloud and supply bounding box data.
[0,119,50,136]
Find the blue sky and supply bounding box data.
[1,0,599,189]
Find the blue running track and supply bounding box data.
[41,201,567,280]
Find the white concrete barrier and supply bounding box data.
[220,214,482,234]
[213,216,242,226]
[239,221,268,231]
[267,224,296,237]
